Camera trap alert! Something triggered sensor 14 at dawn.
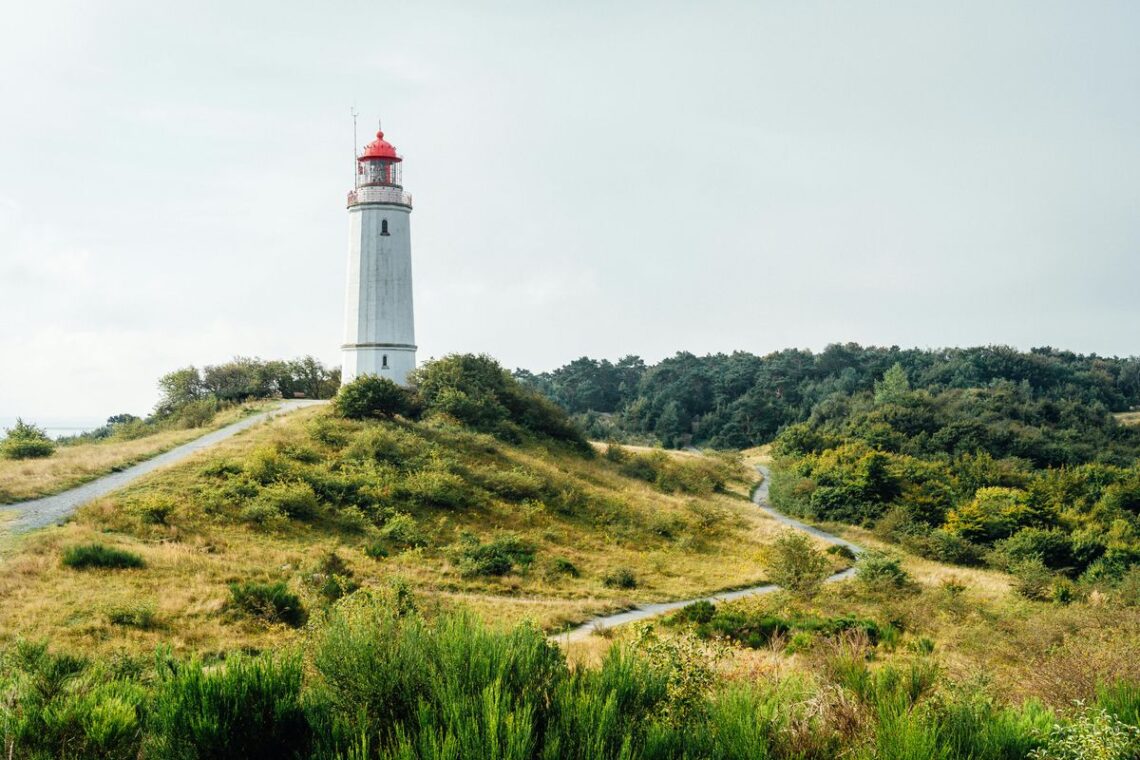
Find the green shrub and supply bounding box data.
[257,481,320,521]
[400,468,472,509]
[146,653,311,759]
[455,534,536,577]
[176,397,219,428]
[62,544,145,570]
[995,528,1080,574]
[136,496,175,525]
[677,600,717,625]
[477,467,546,502]
[380,511,428,548]
[1011,557,1053,601]
[548,557,580,578]
[855,551,913,592]
[334,375,419,420]
[228,581,307,627]
[602,567,638,589]
[764,530,830,599]
[1028,707,1140,760]
[412,353,588,449]
[0,418,55,459]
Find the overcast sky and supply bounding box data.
[1,1,1138,423]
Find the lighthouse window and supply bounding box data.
[382,354,389,369]
[381,219,390,236]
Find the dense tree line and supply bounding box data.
[156,356,341,417]
[518,345,1140,448]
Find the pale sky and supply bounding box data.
[1,1,1138,423]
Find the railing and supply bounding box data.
[347,186,413,208]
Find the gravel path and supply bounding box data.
[558,464,863,642]
[0,400,325,534]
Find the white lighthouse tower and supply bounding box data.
[341,126,416,385]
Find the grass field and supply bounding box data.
[0,401,275,504]
[1117,410,1140,426]
[0,407,826,657]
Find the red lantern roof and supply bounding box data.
[359,130,402,162]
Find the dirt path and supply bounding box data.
[556,465,863,642]
[0,400,325,534]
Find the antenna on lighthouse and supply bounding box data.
[351,106,359,176]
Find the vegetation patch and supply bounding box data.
[454,533,536,577]
[0,419,55,460]
[61,544,145,570]
[228,581,307,627]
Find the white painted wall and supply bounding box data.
[342,200,417,385]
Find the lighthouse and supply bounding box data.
[341,126,416,385]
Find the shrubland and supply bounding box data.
[766,364,1140,600]
[0,354,773,657]
[3,587,1139,759]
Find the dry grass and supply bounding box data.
[0,408,797,657]
[0,402,275,504]
[1116,411,1140,427]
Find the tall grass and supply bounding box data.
[1,597,1131,759]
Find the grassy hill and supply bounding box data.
[2,354,1138,759]
[0,403,798,656]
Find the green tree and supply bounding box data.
[874,363,911,405]
[764,530,831,599]
[155,367,205,416]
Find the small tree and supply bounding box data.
[1,418,56,460]
[334,376,417,420]
[155,367,205,416]
[874,362,911,405]
[764,530,831,599]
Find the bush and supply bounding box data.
[147,653,311,759]
[602,567,638,589]
[400,468,472,510]
[677,600,717,625]
[257,481,320,521]
[764,530,830,599]
[548,557,580,578]
[176,397,219,428]
[1028,707,1140,760]
[413,353,588,448]
[379,511,428,548]
[455,534,536,577]
[0,418,55,459]
[61,544,146,570]
[334,376,418,420]
[995,528,1079,574]
[228,581,307,627]
[855,551,913,592]
[1011,557,1053,601]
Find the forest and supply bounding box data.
[517,345,1140,449]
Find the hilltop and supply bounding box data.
[0,357,792,657]
[1,352,1138,758]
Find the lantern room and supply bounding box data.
[356,130,403,188]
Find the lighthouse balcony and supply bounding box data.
[347,186,413,208]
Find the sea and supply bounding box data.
[0,417,106,440]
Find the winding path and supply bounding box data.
[0,400,325,534]
[559,465,863,642]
